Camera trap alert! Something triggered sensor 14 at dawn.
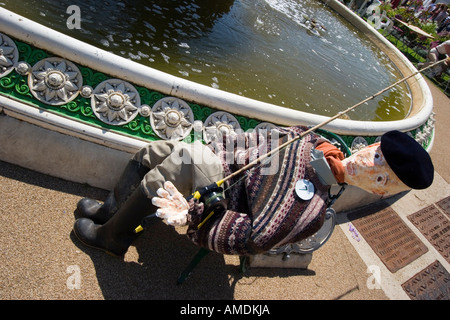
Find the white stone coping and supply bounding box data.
[0,7,434,138]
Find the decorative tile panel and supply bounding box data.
[91,79,140,126]
[29,57,82,106]
[203,111,241,143]
[150,97,194,140]
[0,34,18,77]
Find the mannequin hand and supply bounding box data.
[152,181,189,226]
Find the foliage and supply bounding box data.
[379,2,450,46]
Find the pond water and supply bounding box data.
[0,0,411,121]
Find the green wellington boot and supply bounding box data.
[76,159,149,224]
[73,184,155,257]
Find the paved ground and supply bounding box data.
[0,79,448,301]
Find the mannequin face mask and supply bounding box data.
[341,143,409,196]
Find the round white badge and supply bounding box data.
[295,179,315,200]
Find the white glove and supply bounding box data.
[152,181,189,226]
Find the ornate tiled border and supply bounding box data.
[0,33,435,153]
[0,35,261,143]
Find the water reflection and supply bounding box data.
[0,0,411,121]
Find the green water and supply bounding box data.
[0,0,411,121]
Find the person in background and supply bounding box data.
[391,0,402,10]
[433,4,449,27]
[418,40,450,77]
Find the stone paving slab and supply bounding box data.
[436,196,450,217]
[408,205,450,264]
[401,260,450,300]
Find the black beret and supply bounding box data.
[380,130,434,189]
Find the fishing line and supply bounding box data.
[135,57,448,232]
[223,58,446,185]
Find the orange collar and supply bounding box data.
[315,142,345,184]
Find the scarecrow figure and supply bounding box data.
[73,126,433,257]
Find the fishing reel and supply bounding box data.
[190,183,228,229]
[199,185,227,213]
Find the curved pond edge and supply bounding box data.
[0,7,434,135]
[0,6,435,212]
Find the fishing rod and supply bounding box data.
[135,57,448,233]
[222,57,447,185]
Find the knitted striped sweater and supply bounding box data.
[187,126,330,255]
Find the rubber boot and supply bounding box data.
[73,184,154,257]
[77,159,149,224]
